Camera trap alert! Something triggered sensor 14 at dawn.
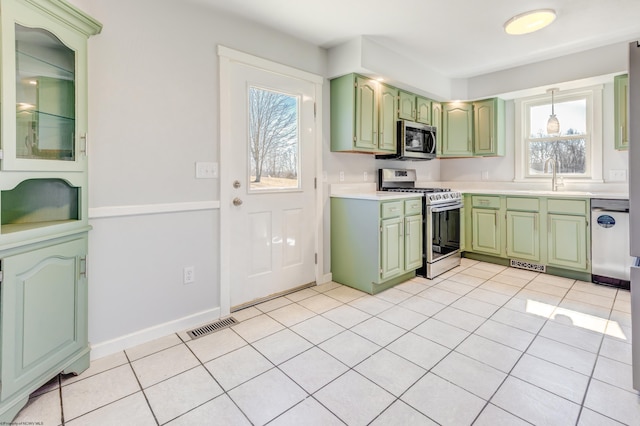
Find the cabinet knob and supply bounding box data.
[233,180,241,189]
[232,197,243,206]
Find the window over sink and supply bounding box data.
[514,85,603,182]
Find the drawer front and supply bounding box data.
[506,197,539,211]
[404,199,422,216]
[472,195,501,209]
[381,201,404,218]
[547,198,588,215]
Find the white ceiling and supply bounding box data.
[187,0,640,79]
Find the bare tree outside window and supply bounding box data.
[248,86,300,191]
[527,98,588,176]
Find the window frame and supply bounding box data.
[514,85,603,183]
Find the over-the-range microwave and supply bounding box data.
[376,120,436,161]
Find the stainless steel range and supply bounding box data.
[379,168,463,279]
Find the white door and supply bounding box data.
[220,50,319,310]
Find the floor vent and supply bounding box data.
[187,317,238,340]
[510,259,546,273]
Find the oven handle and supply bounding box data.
[428,203,463,213]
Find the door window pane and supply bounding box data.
[15,24,76,161]
[248,86,300,191]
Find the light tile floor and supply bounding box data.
[14,259,640,425]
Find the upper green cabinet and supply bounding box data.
[438,98,505,158]
[330,74,397,153]
[473,98,505,156]
[440,102,474,157]
[614,74,629,150]
[398,90,432,125]
[1,0,100,173]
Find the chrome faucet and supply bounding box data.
[544,157,564,191]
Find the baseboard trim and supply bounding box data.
[321,272,332,284]
[89,307,221,360]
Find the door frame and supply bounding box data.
[217,45,324,316]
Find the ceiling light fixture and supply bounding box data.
[504,9,556,35]
[546,88,560,135]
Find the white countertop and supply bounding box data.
[329,183,629,200]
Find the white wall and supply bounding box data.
[67,0,328,357]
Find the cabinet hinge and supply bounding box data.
[315,253,318,265]
[314,177,317,189]
[313,102,317,120]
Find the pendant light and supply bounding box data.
[546,88,560,135]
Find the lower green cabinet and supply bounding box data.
[506,211,540,261]
[464,194,590,279]
[331,196,422,294]
[0,233,90,422]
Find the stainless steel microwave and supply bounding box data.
[376,120,437,160]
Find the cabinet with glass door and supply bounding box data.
[0,1,101,422]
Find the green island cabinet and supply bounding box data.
[0,1,101,422]
[330,74,398,153]
[331,196,422,294]
[614,74,629,150]
[398,90,432,125]
[439,98,505,157]
[463,194,591,280]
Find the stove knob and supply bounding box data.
[429,194,436,202]
[436,194,442,200]
[443,193,450,199]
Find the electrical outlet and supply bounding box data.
[339,171,345,182]
[183,266,195,284]
[609,169,627,182]
[195,162,218,179]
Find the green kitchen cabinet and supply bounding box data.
[439,99,505,157]
[470,195,504,256]
[506,211,540,261]
[330,74,398,153]
[398,90,432,125]
[546,198,589,271]
[614,74,629,150]
[440,102,473,157]
[505,197,540,262]
[0,1,101,422]
[379,83,399,152]
[331,196,422,294]
[473,98,505,156]
[463,194,591,280]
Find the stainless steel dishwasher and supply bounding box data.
[591,198,634,289]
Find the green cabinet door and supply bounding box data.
[1,235,88,399]
[547,214,587,270]
[614,74,629,150]
[398,90,415,121]
[471,208,501,255]
[355,75,378,150]
[379,84,398,152]
[506,211,539,261]
[380,216,404,280]
[404,214,423,270]
[473,98,505,156]
[441,102,473,157]
[416,96,431,125]
[432,102,443,155]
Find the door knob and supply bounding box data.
[232,197,243,206]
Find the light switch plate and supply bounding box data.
[196,162,218,179]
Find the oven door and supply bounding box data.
[426,202,462,263]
